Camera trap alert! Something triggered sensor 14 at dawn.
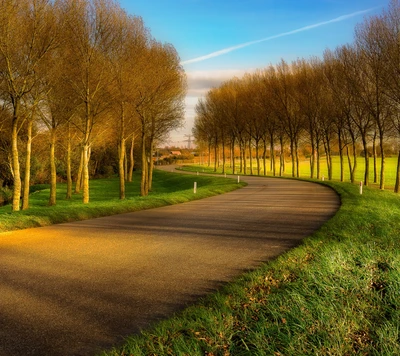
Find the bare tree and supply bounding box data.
[107,9,148,199]
[60,0,117,204]
[365,0,400,191]
[270,60,304,177]
[0,0,58,211]
[355,15,393,189]
[133,40,186,196]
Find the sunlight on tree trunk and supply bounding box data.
[11,108,21,212]
[49,129,57,206]
[127,135,135,182]
[82,144,90,204]
[75,149,83,194]
[66,127,73,200]
[22,119,33,210]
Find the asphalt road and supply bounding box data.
[0,172,340,356]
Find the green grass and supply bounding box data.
[190,156,400,189]
[101,170,400,355]
[0,169,246,233]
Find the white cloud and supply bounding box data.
[185,68,252,98]
[169,68,255,145]
[181,8,376,65]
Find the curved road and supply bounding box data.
[0,172,340,356]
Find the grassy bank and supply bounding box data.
[0,169,245,233]
[102,172,400,355]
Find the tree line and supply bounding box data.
[0,0,186,211]
[193,0,400,192]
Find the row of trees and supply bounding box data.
[193,0,400,192]
[0,0,186,211]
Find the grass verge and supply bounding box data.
[101,169,400,355]
[0,169,246,233]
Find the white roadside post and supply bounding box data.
[360,181,363,195]
[194,182,197,194]
[237,176,240,183]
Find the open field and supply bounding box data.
[0,169,245,233]
[195,155,399,189]
[101,167,400,355]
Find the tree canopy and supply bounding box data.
[193,0,400,192]
[0,0,186,211]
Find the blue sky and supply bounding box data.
[118,0,390,147]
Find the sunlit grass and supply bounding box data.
[189,156,400,189]
[0,169,245,233]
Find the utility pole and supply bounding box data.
[184,134,192,150]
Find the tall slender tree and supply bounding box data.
[0,0,58,211]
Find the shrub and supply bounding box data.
[0,187,12,206]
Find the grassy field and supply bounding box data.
[101,166,400,355]
[0,169,245,233]
[195,156,400,189]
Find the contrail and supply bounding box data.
[181,8,376,65]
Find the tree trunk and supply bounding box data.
[239,140,243,173]
[347,143,357,184]
[140,131,148,196]
[127,135,135,182]
[352,143,358,184]
[279,136,285,176]
[295,139,300,178]
[338,130,344,182]
[316,141,320,179]
[362,136,369,187]
[379,136,385,190]
[347,146,353,182]
[118,138,126,199]
[249,139,253,175]
[310,130,315,179]
[22,119,33,210]
[395,150,400,193]
[118,104,126,199]
[231,140,236,175]
[221,140,226,174]
[290,139,295,177]
[242,145,247,175]
[213,140,218,172]
[207,142,211,167]
[372,132,377,184]
[262,139,267,176]
[66,127,72,200]
[75,148,84,194]
[323,136,332,180]
[270,137,276,176]
[11,103,22,212]
[327,142,333,180]
[82,144,90,204]
[256,140,261,175]
[148,138,155,192]
[124,147,128,182]
[49,128,57,206]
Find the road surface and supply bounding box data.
[0,172,340,355]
